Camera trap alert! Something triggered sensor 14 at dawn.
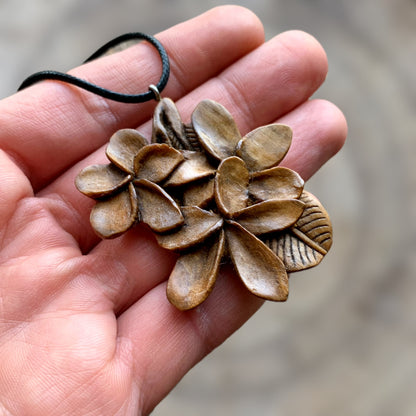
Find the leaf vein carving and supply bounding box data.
[291,228,328,256]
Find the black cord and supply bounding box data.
[17,32,170,103]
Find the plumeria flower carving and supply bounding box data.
[75,128,185,238]
[144,99,307,310]
[76,98,333,311]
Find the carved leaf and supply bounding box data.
[134,144,184,183]
[215,156,249,216]
[134,179,184,233]
[106,129,147,174]
[265,191,333,272]
[75,164,131,198]
[192,99,241,161]
[235,199,305,235]
[183,124,202,151]
[167,230,225,311]
[90,183,138,239]
[236,124,292,172]
[225,221,288,301]
[152,97,189,149]
[249,167,304,202]
[156,207,223,251]
[164,151,216,187]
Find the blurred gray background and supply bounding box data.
[1,0,415,415]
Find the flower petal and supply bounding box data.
[152,97,188,149]
[236,124,292,172]
[249,167,304,202]
[182,178,215,208]
[225,221,288,301]
[164,151,216,186]
[191,99,241,160]
[234,199,305,235]
[215,156,249,216]
[134,144,184,183]
[90,183,138,239]
[134,179,184,233]
[106,129,147,174]
[167,230,225,310]
[75,164,131,198]
[156,207,223,251]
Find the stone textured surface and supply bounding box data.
[1,0,415,415]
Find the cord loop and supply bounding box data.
[17,32,170,104]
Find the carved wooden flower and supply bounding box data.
[145,99,313,310]
[75,129,185,238]
[76,98,333,311]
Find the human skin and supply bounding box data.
[0,6,347,416]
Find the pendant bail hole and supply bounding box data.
[149,84,161,102]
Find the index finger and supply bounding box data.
[0,6,264,191]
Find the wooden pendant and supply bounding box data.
[75,98,332,310]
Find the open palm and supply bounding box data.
[0,6,346,416]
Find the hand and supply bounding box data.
[0,6,346,415]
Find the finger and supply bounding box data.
[0,6,264,191]
[116,267,263,415]
[85,98,347,315]
[39,29,330,251]
[175,29,329,136]
[280,98,348,180]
